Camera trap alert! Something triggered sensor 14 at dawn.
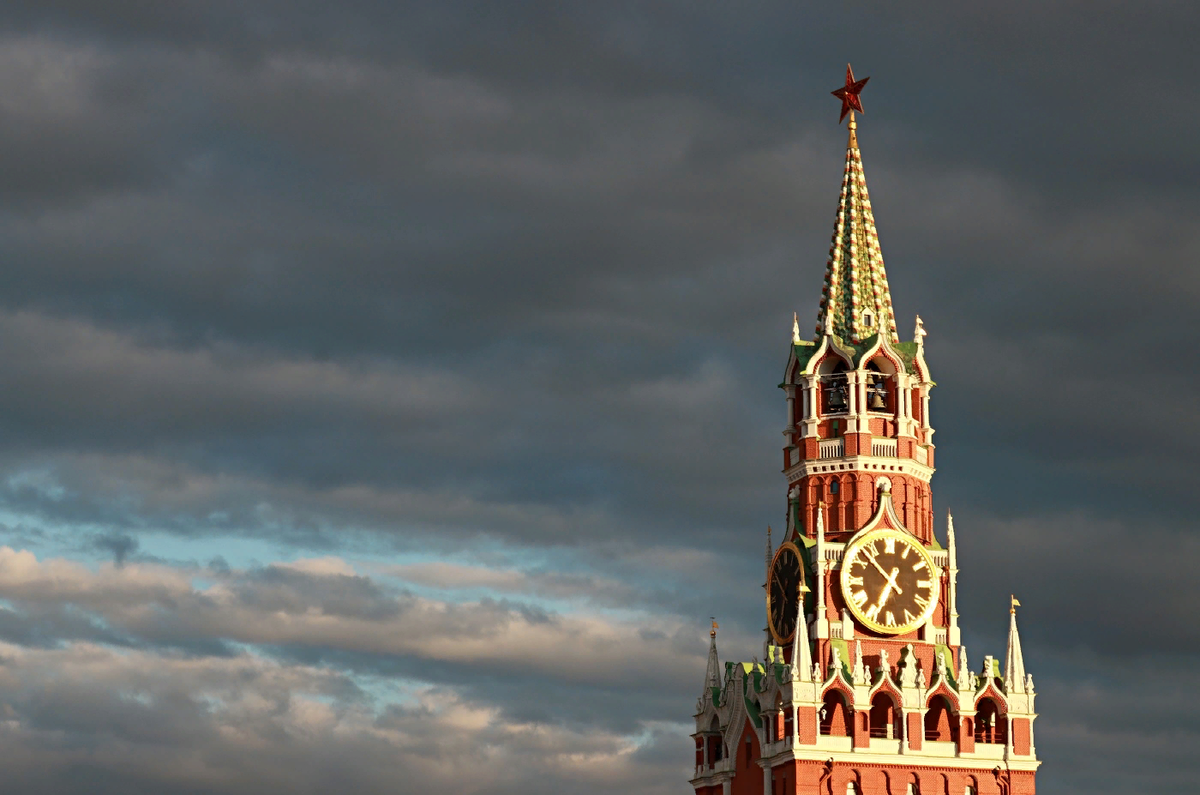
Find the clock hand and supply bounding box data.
[882,566,902,596]
[874,567,902,612]
[864,553,903,595]
[863,551,890,580]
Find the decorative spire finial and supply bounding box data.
[831,63,869,125]
[701,618,722,701]
[817,64,897,346]
[792,582,813,683]
[792,312,801,344]
[1004,599,1027,694]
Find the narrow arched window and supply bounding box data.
[822,363,849,415]
[820,690,851,737]
[974,698,1006,745]
[866,361,891,412]
[923,695,959,742]
[869,692,901,739]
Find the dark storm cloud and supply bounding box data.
[0,2,1194,793]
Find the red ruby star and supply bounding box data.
[831,64,869,123]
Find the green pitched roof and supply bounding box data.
[789,336,922,377]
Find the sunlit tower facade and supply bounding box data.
[689,67,1039,795]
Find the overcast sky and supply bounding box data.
[0,3,1194,793]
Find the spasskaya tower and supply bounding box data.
[689,67,1040,795]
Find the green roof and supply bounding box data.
[934,643,957,689]
[791,335,922,376]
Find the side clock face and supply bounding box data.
[840,528,940,635]
[767,542,805,644]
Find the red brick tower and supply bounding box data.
[690,68,1039,795]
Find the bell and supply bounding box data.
[828,386,846,409]
[869,390,886,410]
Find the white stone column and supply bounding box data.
[762,765,772,795]
[802,377,819,438]
[845,372,858,432]
[814,508,829,639]
[857,372,868,428]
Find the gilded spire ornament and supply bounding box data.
[831,63,869,123]
[816,65,897,344]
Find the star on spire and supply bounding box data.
[831,63,869,123]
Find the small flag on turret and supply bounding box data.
[1010,595,1021,613]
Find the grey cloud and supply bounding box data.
[0,3,1193,793]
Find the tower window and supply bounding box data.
[821,363,849,415]
[866,361,890,412]
[830,481,839,495]
[863,312,874,328]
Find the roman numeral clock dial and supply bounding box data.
[839,528,940,635]
[766,542,805,644]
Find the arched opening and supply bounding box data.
[820,361,850,415]
[923,695,958,742]
[868,692,902,739]
[707,715,723,762]
[974,697,1006,745]
[865,360,893,413]
[819,689,851,737]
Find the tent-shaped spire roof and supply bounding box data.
[703,620,721,693]
[790,585,813,682]
[816,113,899,344]
[1004,597,1027,694]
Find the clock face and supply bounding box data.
[840,528,940,635]
[767,542,806,644]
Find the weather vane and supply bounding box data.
[831,63,869,124]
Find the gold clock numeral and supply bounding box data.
[912,560,927,572]
[884,538,895,554]
[900,545,910,559]
[903,609,916,624]
[885,611,896,627]
[848,575,863,586]
[914,594,930,609]
[865,603,882,621]
[917,579,931,589]
[851,590,868,607]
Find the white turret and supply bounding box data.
[1005,597,1027,694]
